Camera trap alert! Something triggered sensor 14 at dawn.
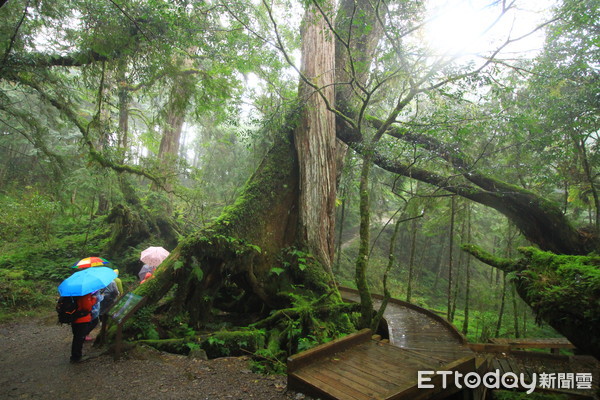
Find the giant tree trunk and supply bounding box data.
[132,2,341,332]
[294,1,337,272]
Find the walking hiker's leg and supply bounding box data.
[71,322,88,362]
[86,318,98,335]
[84,318,99,341]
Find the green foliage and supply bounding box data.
[127,306,160,341]
[269,267,285,276]
[0,268,56,321]
[201,329,266,358]
[0,190,60,242]
[159,312,196,339]
[297,334,323,352]
[0,223,110,282]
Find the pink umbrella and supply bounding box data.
[140,246,170,267]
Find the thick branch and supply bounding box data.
[461,244,518,271]
[338,118,597,255]
[2,51,108,75]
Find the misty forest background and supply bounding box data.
[0,0,598,359]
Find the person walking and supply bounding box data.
[70,293,96,363]
[113,269,123,295]
[99,280,120,321]
[84,291,103,342]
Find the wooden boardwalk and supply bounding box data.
[288,329,477,400]
[339,287,472,360]
[287,287,599,400]
[287,288,477,400]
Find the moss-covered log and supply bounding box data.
[463,244,600,359]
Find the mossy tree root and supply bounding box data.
[463,244,600,359]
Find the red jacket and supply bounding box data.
[74,294,96,323]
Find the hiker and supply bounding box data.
[138,264,155,281]
[99,280,120,326]
[94,279,120,344]
[140,272,153,284]
[70,293,97,363]
[113,269,123,295]
[84,290,103,342]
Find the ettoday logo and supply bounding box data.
[418,370,594,393]
[418,369,537,394]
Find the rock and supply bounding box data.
[188,348,208,360]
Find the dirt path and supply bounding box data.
[0,313,311,400]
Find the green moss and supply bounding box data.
[211,133,297,243]
[279,247,336,296]
[516,247,600,324]
[201,329,266,358]
[134,338,191,354]
[0,268,56,317]
[462,244,517,271]
[462,245,600,357]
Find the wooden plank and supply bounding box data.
[332,360,406,388]
[394,346,471,365]
[294,367,374,400]
[330,351,413,387]
[333,359,407,387]
[331,358,405,392]
[383,356,477,400]
[489,337,575,349]
[366,344,443,371]
[468,343,513,353]
[497,358,513,376]
[339,287,467,344]
[393,346,450,365]
[287,329,372,373]
[492,359,503,374]
[312,344,412,384]
[505,357,522,376]
[520,363,534,384]
[288,373,359,400]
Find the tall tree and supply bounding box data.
[293,0,337,271]
[446,196,456,322]
[462,204,472,335]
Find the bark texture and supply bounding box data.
[295,1,337,270]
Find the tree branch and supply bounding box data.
[18,76,171,189]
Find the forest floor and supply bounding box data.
[0,312,314,400]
